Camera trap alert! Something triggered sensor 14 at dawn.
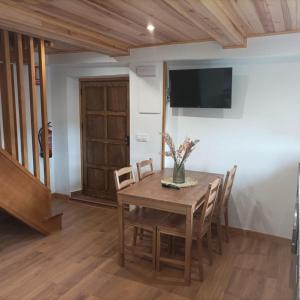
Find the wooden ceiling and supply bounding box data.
[0,0,300,56]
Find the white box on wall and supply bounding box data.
[136,65,156,77]
[136,65,162,114]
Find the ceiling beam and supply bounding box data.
[0,1,129,56]
[199,0,247,47]
[215,0,254,36]
[164,0,246,48]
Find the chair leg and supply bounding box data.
[216,216,223,255]
[224,208,229,242]
[140,207,144,240]
[152,228,157,269]
[207,228,213,266]
[140,228,144,240]
[156,229,161,272]
[133,226,138,246]
[196,238,203,281]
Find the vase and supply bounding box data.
[173,162,185,184]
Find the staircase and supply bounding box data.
[0,149,62,235]
[0,29,62,235]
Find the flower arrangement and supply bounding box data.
[163,133,199,183]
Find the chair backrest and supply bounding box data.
[136,158,154,181]
[198,178,221,227]
[220,165,237,211]
[114,166,135,191]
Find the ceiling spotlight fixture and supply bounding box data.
[147,24,155,32]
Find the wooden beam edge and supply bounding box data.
[161,62,168,170]
[0,2,129,56]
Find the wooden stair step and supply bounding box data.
[43,211,63,232]
[50,206,63,218]
[0,148,62,235]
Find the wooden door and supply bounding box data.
[80,78,129,204]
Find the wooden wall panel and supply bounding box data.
[161,62,167,170]
[0,30,17,159]
[0,30,52,190]
[38,39,50,188]
[15,33,28,168]
[1,0,300,53]
[10,64,19,161]
[28,36,40,178]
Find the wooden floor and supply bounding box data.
[0,199,295,300]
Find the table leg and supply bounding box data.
[118,201,125,267]
[184,207,193,284]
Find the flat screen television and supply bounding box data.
[169,68,232,108]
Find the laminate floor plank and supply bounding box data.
[0,199,294,300]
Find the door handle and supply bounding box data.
[125,136,130,146]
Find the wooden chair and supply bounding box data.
[213,165,237,254]
[136,158,154,240]
[114,166,169,268]
[136,158,154,181]
[114,166,135,191]
[156,178,221,281]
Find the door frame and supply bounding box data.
[79,75,130,200]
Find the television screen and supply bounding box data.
[169,68,232,108]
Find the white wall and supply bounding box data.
[166,61,300,238]
[129,63,163,171]
[48,34,300,238]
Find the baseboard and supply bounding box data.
[70,191,117,208]
[51,192,291,244]
[51,193,70,201]
[226,225,291,244]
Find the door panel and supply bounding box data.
[81,79,129,203]
[87,167,105,190]
[86,141,105,165]
[85,86,105,111]
[107,144,127,167]
[107,86,128,112]
[107,116,126,140]
[86,115,105,139]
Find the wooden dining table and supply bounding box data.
[117,168,223,284]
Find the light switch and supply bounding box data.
[136,134,149,142]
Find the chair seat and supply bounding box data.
[125,207,170,229]
[157,213,209,239]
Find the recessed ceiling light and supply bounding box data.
[147,24,155,32]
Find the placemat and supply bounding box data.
[161,177,198,188]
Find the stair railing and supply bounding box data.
[0,29,50,188]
